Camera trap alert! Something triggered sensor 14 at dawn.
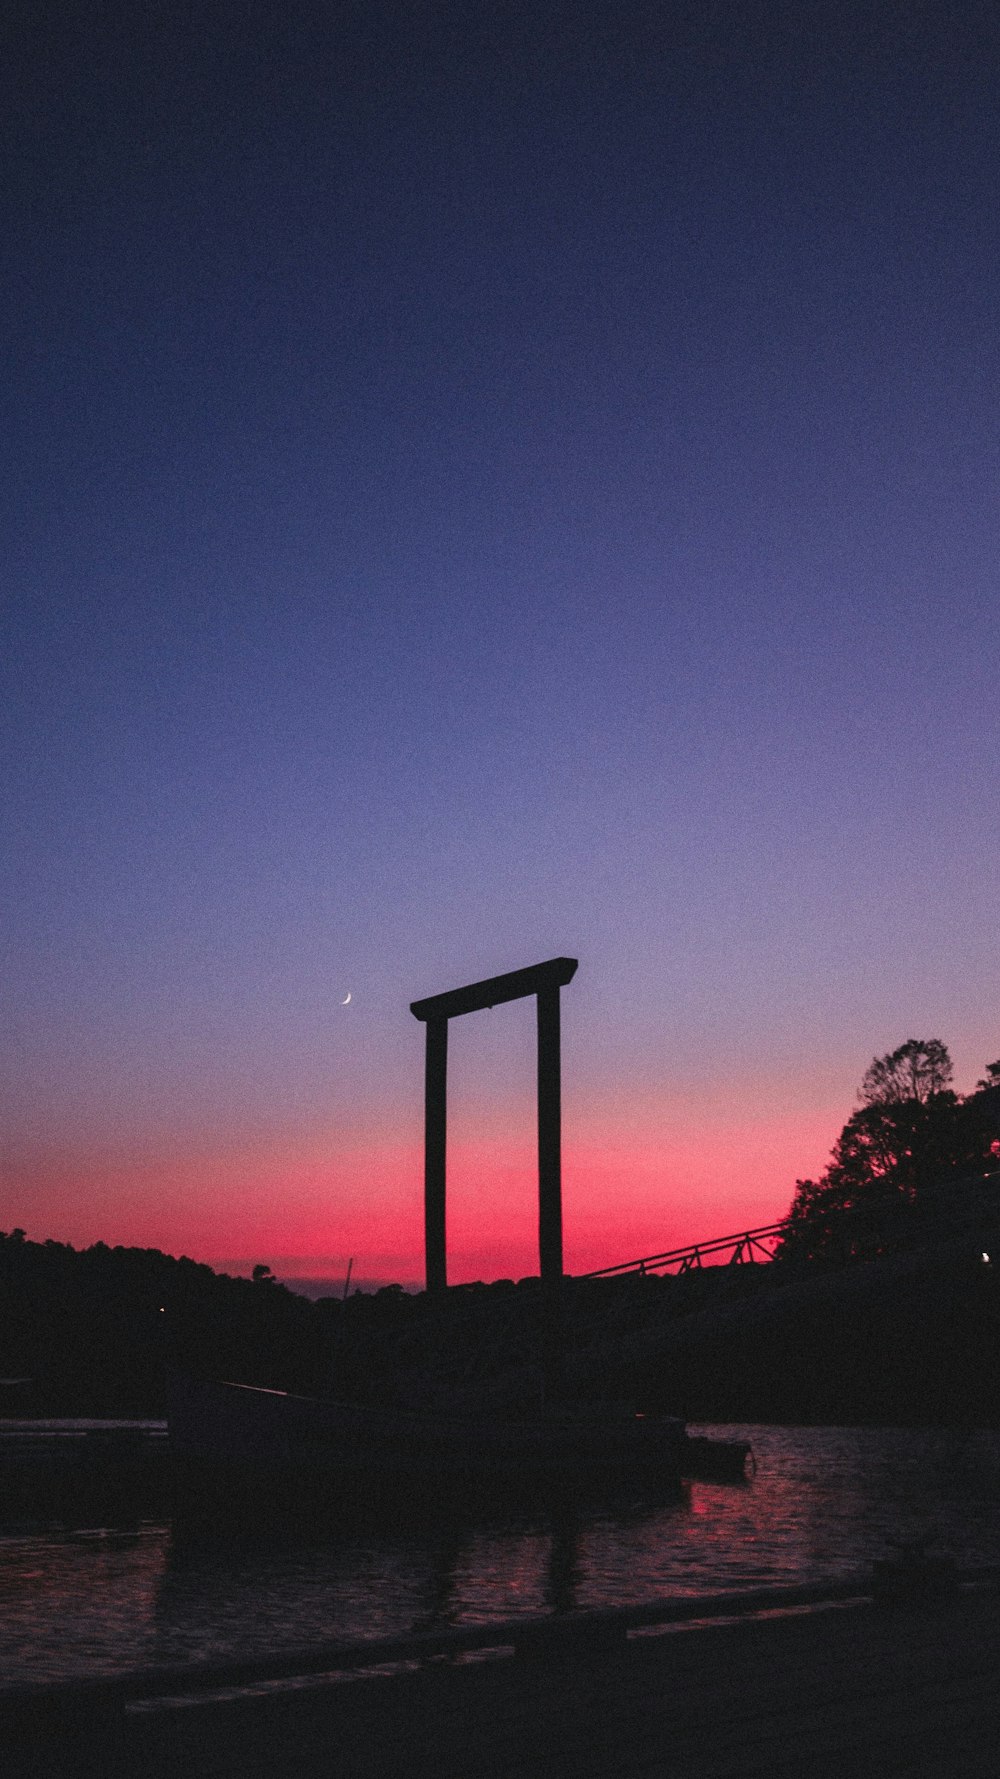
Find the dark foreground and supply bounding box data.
[8,1583,1000,1778]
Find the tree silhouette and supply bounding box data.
[859,1038,953,1106]
[777,1042,999,1264]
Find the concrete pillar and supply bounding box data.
[424,1017,448,1293]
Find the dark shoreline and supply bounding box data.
[5,1215,1000,1428]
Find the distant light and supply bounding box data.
[159,1306,165,1312]
[982,1254,991,1265]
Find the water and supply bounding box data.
[2,1423,999,1687]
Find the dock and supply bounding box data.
[7,1577,1000,1776]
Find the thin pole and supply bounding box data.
[424,1016,448,1293]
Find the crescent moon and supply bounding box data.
[341,992,352,1005]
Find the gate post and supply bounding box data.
[537,982,563,1287]
[424,1017,448,1294]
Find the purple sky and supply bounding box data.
[3,2,998,1284]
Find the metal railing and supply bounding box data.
[583,1222,787,1279]
[582,1169,1000,1281]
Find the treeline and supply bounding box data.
[0,1234,334,1414]
[6,1218,998,1426]
[0,1229,785,1417]
[0,1233,605,1413]
[776,1041,1000,1263]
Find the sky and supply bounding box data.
[2,0,998,1288]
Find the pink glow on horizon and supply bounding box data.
[4,1102,839,1284]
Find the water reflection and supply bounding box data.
[0,1525,166,1683]
[410,1527,466,1633]
[3,1424,999,1686]
[545,1511,582,1615]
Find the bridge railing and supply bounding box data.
[582,1222,787,1279]
[582,1168,1000,1281]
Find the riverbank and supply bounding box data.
[9,1582,1000,1776]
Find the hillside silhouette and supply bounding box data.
[3,1041,998,1425]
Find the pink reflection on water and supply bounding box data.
[3,1424,1000,1685]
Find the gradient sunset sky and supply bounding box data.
[3,2,998,1287]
